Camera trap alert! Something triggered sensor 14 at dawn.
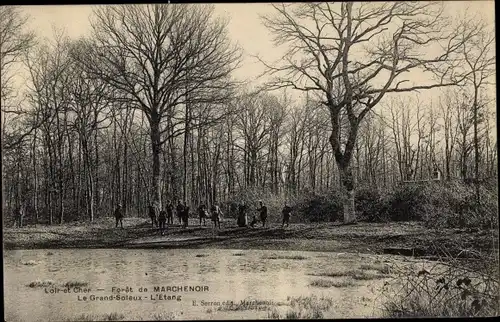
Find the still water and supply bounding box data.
[4,248,392,321]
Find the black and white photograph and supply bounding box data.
[2,1,498,320]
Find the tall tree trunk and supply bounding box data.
[32,128,39,226]
[150,111,162,208]
[183,104,189,204]
[472,88,480,203]
[329,107,358,224]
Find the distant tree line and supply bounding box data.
[1,4,496,225]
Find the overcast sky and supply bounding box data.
[17,2,496,110]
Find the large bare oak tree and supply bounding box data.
[259,2,477,223]
[71,4,241,209]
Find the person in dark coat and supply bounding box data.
[282,204,292,228]
[114,204,124,229]
[257,201,268,228]
[14,203,26,228]
[237,203,248,227]
[210,204,222,229]
[158,209,167,235]
[148,203,159,228]
[176,200,184,225]
[198,204,208,226]
[166,200,174,225]
[182,204,190,228]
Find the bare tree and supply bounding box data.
[259,2,475,223]
[1,6,36,150]
[459,18,495,202]
[71,4,241,208]
[0,6,35,110]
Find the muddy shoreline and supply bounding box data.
[4,220,496,262]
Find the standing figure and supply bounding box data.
[176,200,184,225]
[198,204,208,226]
[14,203,26,228]
[148,203,159,228]
[166,201,174,225]
[282,204,292,228]
[181,205,190,228]
[158,209,167,235]
[237,203,248,227]
[257,201,268,228]
[210,204,222,229]
[114,204,124,229]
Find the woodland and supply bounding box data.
[1,3,496,228]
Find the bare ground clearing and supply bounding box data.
[4,218,496,261]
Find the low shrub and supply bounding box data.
[223,188,287,222]
[294,189,343,222]
[381,260,499,317]
[355,186,385,222]
[222,180,497,229]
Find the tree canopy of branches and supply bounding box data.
[71,4,241,209]
[1,6,36,149]
[259,2,479,223]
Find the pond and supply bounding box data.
[4,248,402,321]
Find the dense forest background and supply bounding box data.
[1,4,497,227]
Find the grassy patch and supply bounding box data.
[27,279,55,288]
[267,309,324,319]
[151,312,177,320]
[72,313,124,321]
[63,280,89,288]
[310,278,355,288]
[267,309,323,320]
[359,263,391,274]
[264,255,308,260]
[310,268,388,281]
[287,295,334,311]
[268,296,333,319]
[21,260,39,265]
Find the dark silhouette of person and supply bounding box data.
[198,204,208,226]
[176,200,184,225]
[148,203,159,227]
[14,203,26,228]
[237,203,248,227]
[210,204,222,229]
[182,204,190,228]
[158,209,167,235]
[114,204,124,229]
[258,201,268,228]
[166,200,174,225]
[282,204,292,227]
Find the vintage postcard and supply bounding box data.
[2,2,498,321]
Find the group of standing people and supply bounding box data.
[149,200,223,235]
[113,199,293,233]
[237,201,293,228]
[157,200,190,234]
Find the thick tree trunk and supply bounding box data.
[329,105,358,224]
[150,113,162,208]
[338,163,356,224]
[82,138,94,222]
